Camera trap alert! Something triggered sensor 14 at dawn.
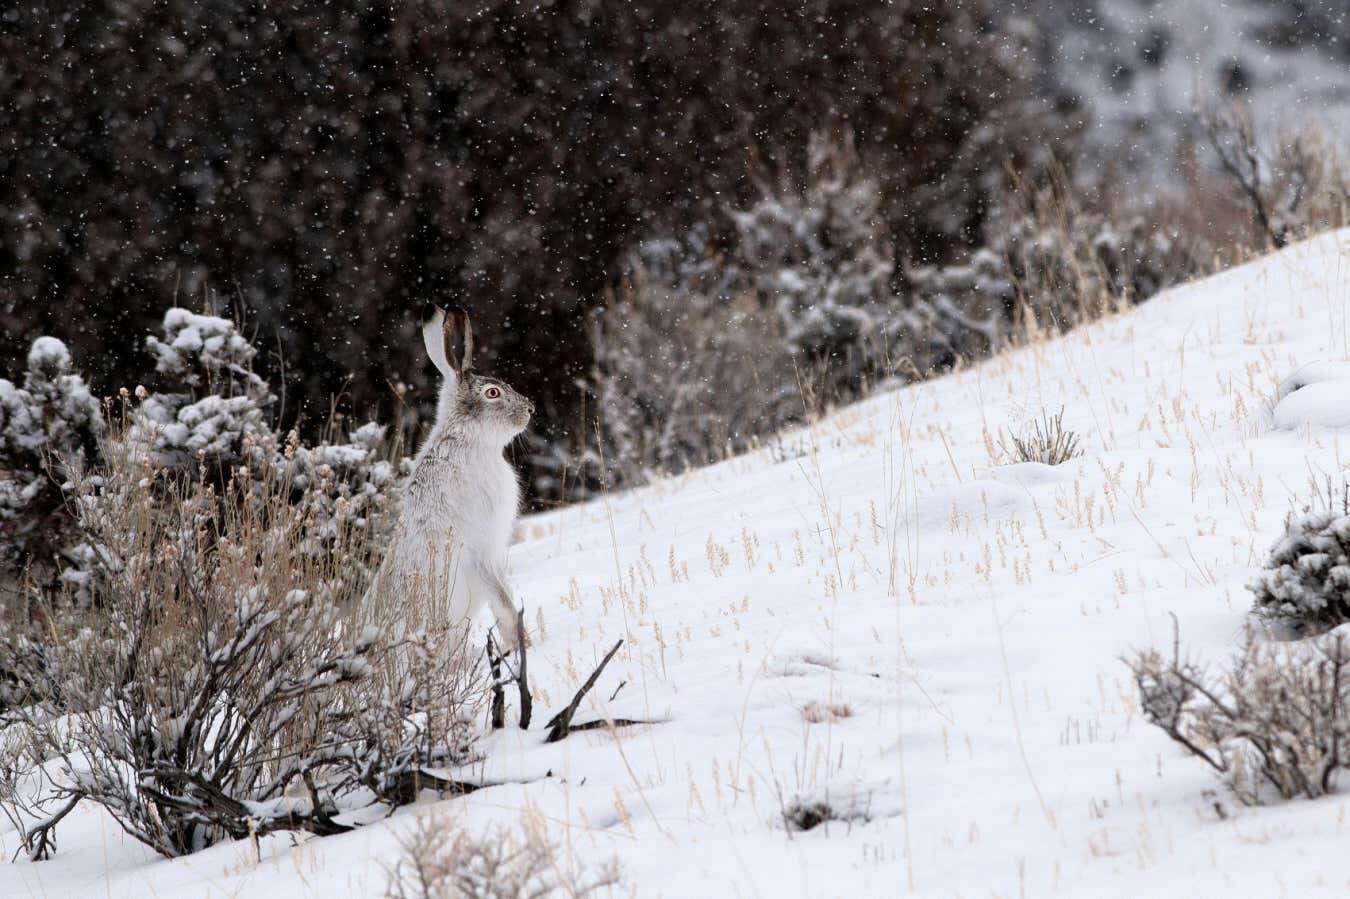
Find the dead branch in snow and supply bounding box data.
[545,639,625,743]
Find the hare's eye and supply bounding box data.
[483,386,502,400]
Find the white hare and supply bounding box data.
[374,305,533,650]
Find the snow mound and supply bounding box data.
[1273,361,1350,430]
[983,460,1076,490]
[907,480,1028,533]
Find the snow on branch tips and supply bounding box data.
[0,307,406,620]
[1250,481,1350,637]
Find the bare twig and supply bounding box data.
[17,795,79,862]
[545,639,624,743]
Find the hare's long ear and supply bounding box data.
[444,307,475,374]
[422,304,454,380]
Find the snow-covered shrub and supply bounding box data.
[1250,485,1350,635]
[130,307,276,472]
[591,263,801,488]
[1,308,405,613]
[1129,626,1350,805]
[1090,214,1206,302]
[0,635,59,726]
[904,248,1013,367]
[956,192,1206,333]
[589,137,944,488]
[385,813,621,899]
[286,421,406,560]
[731,134,896,382]
[0,337,104,597]
[2,448,478,860]
[133,311,405,540]
[726,134,1010,389]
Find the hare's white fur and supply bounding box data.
[374,307,528,649]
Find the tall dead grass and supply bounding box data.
[385,812,621,899]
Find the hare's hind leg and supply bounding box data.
[486,575,524,651]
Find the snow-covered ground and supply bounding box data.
[4,230,1350,896]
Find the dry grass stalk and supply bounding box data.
[385,812,621,899]
[1000,408,1082,466]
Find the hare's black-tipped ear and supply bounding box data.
[422,304,453,380]
[422,303,474,377]
[444,307,475,374]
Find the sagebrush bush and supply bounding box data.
[1,434,479,860]
[1201,102,1350,251]
[132,306,277,470]
[1250,483,1350,636]
[731,136,897,380]
[0,308,404,616]
[1129,626,1350,805]
[0,337,105,597]
[588,134,1024,488]
[589,240,804,488]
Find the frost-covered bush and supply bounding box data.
[0,636,58,725]
[590,137,931,487]
[0,337,105,591]
[913,195,1206,342]
[131,308,276,471]
[731,135,896,379]
[904,248,1012,367]
[1250,486,1350,635]
[590,246,801,488]
[0,307,405,614]
[1,451,477,860]
[289,421,404,545]
[1000,208,1202,319]
[1129,626,1350,805]
[723,135,1011,388]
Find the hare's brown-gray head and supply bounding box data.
[422,305,533,443]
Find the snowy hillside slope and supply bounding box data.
[3,230,1350,896]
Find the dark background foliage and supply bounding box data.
[1,0,1049,494]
